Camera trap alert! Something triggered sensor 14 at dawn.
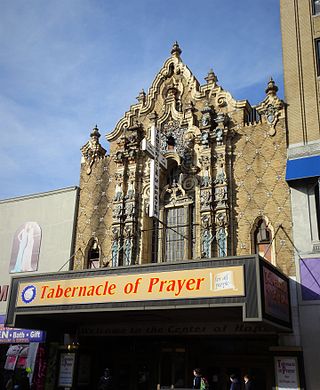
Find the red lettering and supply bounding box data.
[109,284,116,295]
[195,278,205,289]
[64,287,72,297]
[186,279,196,290]
[95,285,103,295]
[159,280,167,292]
[78,286,87,296]
[71,287,78,297]
[55,284,63,298]
[41,285,49,299]
[87,286,95,296]
[148,278,159,292]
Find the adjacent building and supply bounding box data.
[281,0,320,389]
[0,187,79,388]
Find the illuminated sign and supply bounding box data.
[16,266,244,308]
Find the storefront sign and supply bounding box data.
[0,327,46,343]
[16,266,244,307]
[275,356,300,389]
[58,353,75,388]
[263,266,290,323]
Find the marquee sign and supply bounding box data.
[16,266,244,308]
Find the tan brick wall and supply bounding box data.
[280,0,320,145]
[233,118,295,275]
[73,156,115,270]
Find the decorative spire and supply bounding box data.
[81,125,106,174]
[136,89,146,104]
[265,77,278,96]
[171,41,182,57]
[205,69,218,85]
[90,125,101,139]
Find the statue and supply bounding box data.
[124,237,132,266]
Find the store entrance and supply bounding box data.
[76,335,276,389]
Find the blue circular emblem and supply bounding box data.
[21,285,36,304]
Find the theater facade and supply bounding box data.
[6,44,304,389]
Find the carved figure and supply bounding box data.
[114,182,123,201]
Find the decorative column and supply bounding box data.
[198,102,215,258]
[213,113,229,257]
[123,122,143,265]
[111,134,126,266]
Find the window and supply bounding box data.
[313,0,320,15]
[87,239,100,269]
[315,39,320,76]
[165,207,185,262]
[308,179,320,241]
[300,258,320,300]
[315,180,320,240]
[253,219,273,262]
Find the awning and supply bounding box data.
[286,155,320,181]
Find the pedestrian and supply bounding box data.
[193,368,209,389]
[229,374,240,390]
[193,368,202,389]
[243,374,255,390]
[98,368,113,390]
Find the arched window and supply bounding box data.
[253,219,273,262]
[87,239,100,269]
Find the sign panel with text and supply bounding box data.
[16,266,245,308]
[275,356,300,390]
[261,262,291,327]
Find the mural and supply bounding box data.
[9,222,42,273]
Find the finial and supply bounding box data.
[136,88,146,104]
[205,69,218,85]
[171,41,182,57]
[265,77,278,95]
[90,125,101,139]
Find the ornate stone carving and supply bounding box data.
[200,101,213,129]
[112,204,123,221]
[200,189,212,210]
[257,78,283,136]
[126,170,136,200]
[114,172,124,201]
[81,126,106,174]
[213,113,227,145]
[161,120,186,157]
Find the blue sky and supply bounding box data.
[0,0,283,200]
